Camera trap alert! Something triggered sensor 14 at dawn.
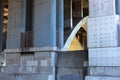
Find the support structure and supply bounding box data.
[64,0,73,28]
[2,0,57,80]
[57,0,64,48]
[33,0,56,47]
[0,0,4,52]
[86,0,120,80]
[116,0,120,15]
[1,0,120,80]
[6,0,26,49]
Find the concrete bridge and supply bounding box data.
[0,0,120,80]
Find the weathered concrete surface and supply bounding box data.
[86,76,120,80]
[87,0,120,80]
[5,52,56,67]
[6,0,26,49]
[0,73,53,80]
[87,15,119,48]
[57,51,88,80]
[57,51,87,67]
[6,53,20,66]
[89,67,120,76]
[2,52,56,80]
[33,0,56,47]
[89,0,116,17]
[34,52,56,67]
[88,47,120,66]
[2,51,87,80]
[57,68,83,80]
[2,66,53,75]
[0,73,14,80]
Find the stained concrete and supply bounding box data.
[33,0,56,47]
[6,0,26,49]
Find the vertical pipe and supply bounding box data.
[0,0,4,52]
[57,0,64,48]
[70,0,73,29]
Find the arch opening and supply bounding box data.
[62,16,88,51]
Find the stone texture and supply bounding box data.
[89,67,120,76]
[86,76,120,80]
[57,51,87,67]
[89,0,116,17]
[59,75,82,80]
[6,53,20,66]
[3,66,38,73]
[57,68,83,80]
[0,73,14,80]
[34,52,55,67]
[20,53,34,66]
[38,66,53,75]
[89,47,120,66]
[87,15,119,48]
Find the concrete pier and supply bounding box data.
[33,0,56,48]
[6,0,26,49]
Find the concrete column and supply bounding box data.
[0,0,4,52]
[116,0,120,15]
[57,0,64,48]
[116,0,120,46]
[64,0,73,28]
[73,0,82,18]
[73,0,83,26]
[6,0,26,49]
[33,0,56,47]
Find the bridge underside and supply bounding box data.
[0,0,120,80]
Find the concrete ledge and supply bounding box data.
[89,67,120,76]
[86,76,120,80]
[2,66,53,74]
[0,73,54,80]
[4,47,57,53]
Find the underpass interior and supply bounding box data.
[0,0,89,80]
[2,0,89,51]
[1,0,120,80]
